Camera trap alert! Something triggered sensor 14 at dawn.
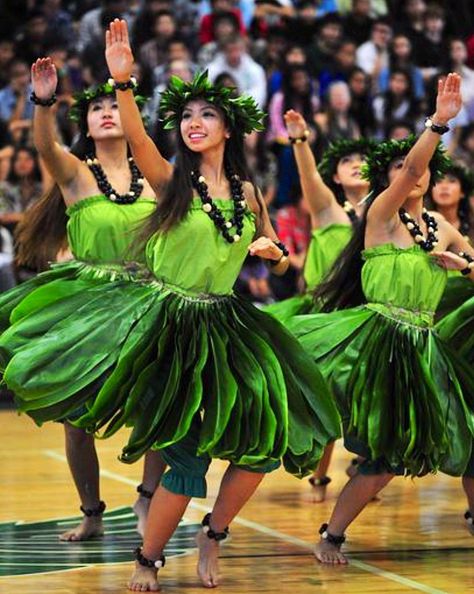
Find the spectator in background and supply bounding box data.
[251,0,295,40]
[268,65,319,208]
[234,254,273,305]
[139,10,177,72]
[385,118,416,139]
[207,35,267,107]
[0,120,13,182]
[131,0,173,50]
[318,39,357,98]
[453,124,474,170]
[305,12,343,78]
[78,0,133,52]
[348,66,375,136]
[372,68,421,138]
[270,181,311,300]
[315,80,360,144]
[41,0,76,50]
[199,0,246,45]
[0,59,34,146]
[338,0,388,15]
[395,0,426,46]
[343,0,374,46]
[15,10,49,65]
[378,33,424,98]
[413,4,448,80]
[448,38,474,119]
[356,16,392,86]
[268,44,307,98]
[283,1,319,47]
[152,38,198,88]
[0,38,15,90]
[198,10,241,67]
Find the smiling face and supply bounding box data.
[86,96,124,141]
[387,155,431,198]
[180,99,229,153]
[333,152,369,190]
[431,173,464,208]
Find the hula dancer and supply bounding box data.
[429,162,474,318]
[265,110,375,324]
[266,111,374,502]
[1,20,340,590]
[0,58,165,540]
[287,73,474,563]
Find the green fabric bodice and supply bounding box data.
[146,199,256,295]
[66,195,156,263]
[362,243,447,324]
[303,223,352,289]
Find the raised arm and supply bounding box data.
[284,110,345,226]
[32,58,80,186]
[105,19,172,192]
[368,73,462,227]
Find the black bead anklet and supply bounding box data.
[319,523,346,546]
[464,510,473,525]
[80,500,106,517]
[134,546,166,569]
[202,513,229,541]
[309,476,332,487]
[30,91,57,107]
[137,484,154,499]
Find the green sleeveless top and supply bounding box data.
[66,195,156,264]
[146,198,256,295]
[361,243,447,326]
[303,223,352,289]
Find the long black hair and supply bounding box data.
[15,129,94,271]
[140,107,263,241]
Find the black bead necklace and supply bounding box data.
[85,155,144,204]
[399,207,439,252]
[191,167,246,243]
[343,200,358,224]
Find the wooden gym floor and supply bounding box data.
[1,409,473,594]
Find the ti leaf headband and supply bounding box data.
[318,138,377,187]
[361,135,451,192]
[159,70,265,134]
[68,81,147,123]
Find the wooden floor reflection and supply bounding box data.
[1,410,473,594]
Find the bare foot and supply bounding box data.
[196,530,220,588]
[59,516,104,541]
[133,496,151,538]
[314,539,348,565]
[128,562,160,592]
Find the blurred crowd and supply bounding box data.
[0,0,473,301]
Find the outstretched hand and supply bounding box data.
[284,110,308,139]
[105,18,134,82]
[433,73,463,124]
[31,58,57,100]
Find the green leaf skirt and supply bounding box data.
[0,261,341,478]
[288,304,474,477]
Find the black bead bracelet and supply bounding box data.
[30,91,57,107]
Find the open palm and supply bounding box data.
[105,19,134,82]
[435,73,463,123]
[31,58,57,100]
[284,110,307,138]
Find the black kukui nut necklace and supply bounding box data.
[399,207,439,252]
[85,155,144,204]
[191,167,246,243]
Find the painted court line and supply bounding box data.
[42,449,448,594]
